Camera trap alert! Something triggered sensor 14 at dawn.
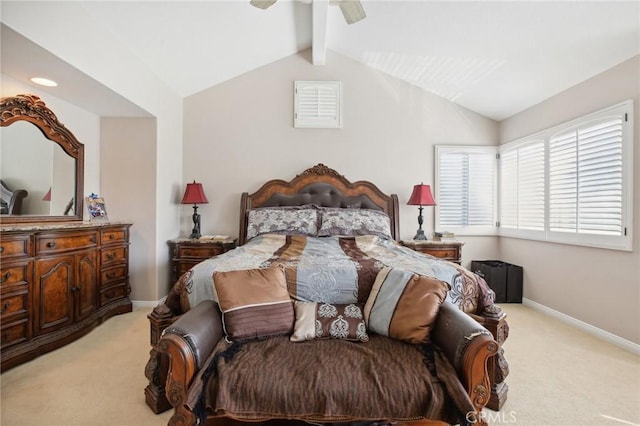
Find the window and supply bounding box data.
[499,100,633,251]
[294,81,342,128]
[499,140,546,238]
[435,146,497,235]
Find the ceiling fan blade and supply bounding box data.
[250,0,278,10]
[338,0,366,24]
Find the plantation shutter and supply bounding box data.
[499,149,518,228]
[294,81,342,128]
[436,147,496,234]
[549,117,623,235]
[499,141,545,231]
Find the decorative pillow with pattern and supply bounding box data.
[290,301,369,342]
[246,207,319,241]
[364,267,449,344]
[214,267,294,342]
[317,208,392,240]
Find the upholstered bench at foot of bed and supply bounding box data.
[157,300,498,426]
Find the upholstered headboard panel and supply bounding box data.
[238,164,399,245]
[259,182,384,211]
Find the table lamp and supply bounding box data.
[181,181,209,239]
[407,183,436,240]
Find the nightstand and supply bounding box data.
[400,239,464,264]
[168,238,237,283]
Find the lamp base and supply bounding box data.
[413,229,427,240]
[190,206,202,239]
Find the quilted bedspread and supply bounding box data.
[174,234,495,316]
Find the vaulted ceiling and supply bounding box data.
[2,1,639,121]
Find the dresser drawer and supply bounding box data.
[99,284,128,306]
[1,291,28,319]
[100,228,127,246]
[177,245,223,259]
[101,265,127,284]
[101,246,127,266]
[1,318,29,348]
[0,235,31,260]
[177,261,201,277]
[36,232,98,255]
[0,262,30,289]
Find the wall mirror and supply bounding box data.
[0,94,84,224]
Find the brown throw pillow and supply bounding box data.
[364,267,449,344]
[291,301,369,342]
[213,267,294,342]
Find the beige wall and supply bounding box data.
[499,55,640,344]
[101,118,158,301]
[183,49,501,267]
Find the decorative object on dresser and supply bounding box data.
[180,181,209,239]
[167,237,237,285]
[0,222,133,372]
[401,239,464,265]
[407,183,436,240]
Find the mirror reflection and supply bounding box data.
[1,121,76,216]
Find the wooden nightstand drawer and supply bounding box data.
[177,245,223,259]
[168,238,237,284]
[401,240,464,264]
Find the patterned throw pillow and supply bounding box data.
[213,267,294,342]
[290,301,369,342]
[364,267,449,344]
[246,207,319,241]
[317,208,392,240]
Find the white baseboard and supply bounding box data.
[132,296,167,310]
[522,298,640,355]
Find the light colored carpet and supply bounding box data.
[1,305,638,426]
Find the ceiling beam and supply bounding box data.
[312,0,328,65]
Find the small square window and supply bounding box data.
[294,81,342,128]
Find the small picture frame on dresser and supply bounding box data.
[86,196,109,221]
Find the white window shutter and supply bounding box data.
[549,117,623,235]
[435,146,497,235]
[294,81,342,128]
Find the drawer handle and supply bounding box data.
[109,234,115,240]
[106,252,116,260]
[0,271,11,284]
[46,241,56,248]
[90,237,97,243]
[106,272,116,279]
[0,246,4,253]
[1,300,11,314]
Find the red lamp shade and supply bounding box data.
[407,183,436,206]
[181,181,209,205]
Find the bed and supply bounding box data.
[144,164,510,423]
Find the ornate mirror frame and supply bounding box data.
[0,94,84,224]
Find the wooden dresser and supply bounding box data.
[0,222,132,372]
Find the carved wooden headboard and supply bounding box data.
[238,164,399,245]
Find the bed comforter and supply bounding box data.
[173,234,495,316]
